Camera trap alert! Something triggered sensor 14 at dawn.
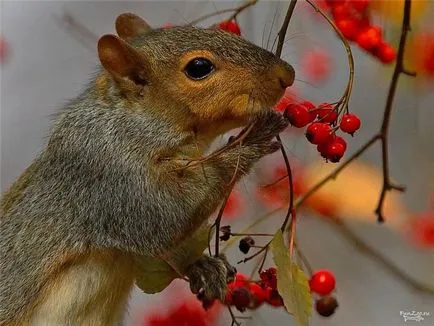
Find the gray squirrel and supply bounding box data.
[0,13,294,325]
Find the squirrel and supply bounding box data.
[0,13,295,326]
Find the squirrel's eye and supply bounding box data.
[184,58,214,80]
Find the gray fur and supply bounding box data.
[0,25,291,323]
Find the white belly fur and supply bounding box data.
[28,254,135,326]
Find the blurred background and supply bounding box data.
[1,1,433,325]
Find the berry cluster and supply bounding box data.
[324,0,396,63]
[309,269,339,317]
[217,20,241,36]
[277,98,361,162]
[224,268,339,318]
[225,270,283,312]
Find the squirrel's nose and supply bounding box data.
[276,62,295,89]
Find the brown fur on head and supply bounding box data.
[98,13,295,133]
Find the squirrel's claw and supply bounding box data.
[186,254,234,303]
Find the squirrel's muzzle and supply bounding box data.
[275,61,295,89]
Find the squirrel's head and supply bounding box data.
[97,13,294,130]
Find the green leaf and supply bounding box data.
[135,221,213,294]
[271,230,313,326]
[135,256,178,294]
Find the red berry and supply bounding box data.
[326,143,346,163]
[239,236,255,254]
[409,211,434,248]
[217,20,241,36]
[317,141,330,158]
[336,19,360,41]
[317,135,347,160]
[340,113,361,134]
[316,103,338,123]
[332,4,352,21]
[356,26,382,51]
[325,0,347,8]
[274,95,293,112]
[300,100,318,120]
[351,0,370,12]
[260,267,277,289]
[375,42,397,63]
[284,104,315,128]
[306,122,332,145]
[316,296,339,317]
[228,272,249,290]
[225,289,233,305]
[265,288,284,307]
[231,287,251,312]
[309,270,336,296]
[333,135,347,151]
[248,283,268,308]
[301,50,332,83]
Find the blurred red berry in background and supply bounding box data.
[223,190,244,220]
[217,20,241,36]
[410,32,434,77]
[409,210,434,249]
[301,49,332,83]
[144,297,220,326]
[0,35,10,64]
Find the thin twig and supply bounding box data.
[230,232,274,237]
[228,305,242,326]
[213,187,235,257]
[304,0,354,113]
[186,0,257,26]
[275,0,298,57]
[375,0,413,223]
[324,215,434,295]
[288,209,297,259]
[294,241,314,275]
[222,207,284,252]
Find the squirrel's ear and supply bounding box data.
[115,13,151,40]
[98,34,148,85]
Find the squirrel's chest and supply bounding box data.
[28,253,135,326]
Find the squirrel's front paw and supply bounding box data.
[244,109,290,145]
[186,254,236,304]
[230,110,288,157]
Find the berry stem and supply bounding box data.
[212,185,234,257]
[222,208,283,253]
[304,0,355,115]
[375,0,414,223]
[288,209,297,259]
[275,0,298,57]
[227,305,242,326]
[187,0,258,26]
[231,232,275,237]
[294,241,314,275]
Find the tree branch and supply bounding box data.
[187,0,257,26]
[375,0,414,223]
